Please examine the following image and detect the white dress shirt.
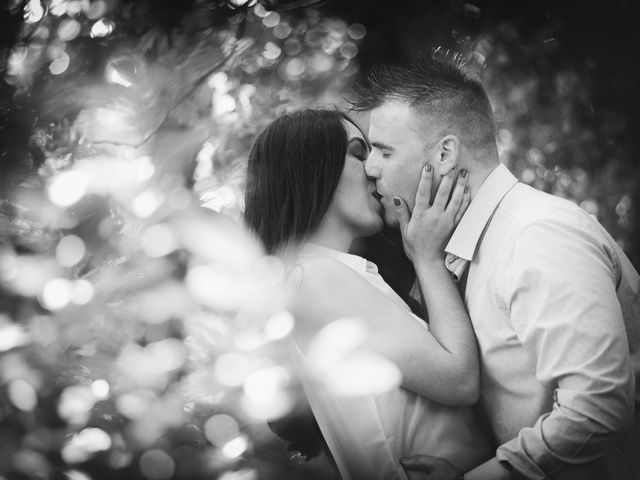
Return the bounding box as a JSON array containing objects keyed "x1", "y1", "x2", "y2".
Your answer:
[
  {"x1": 445, "y1": 163, "x2": 640, "y2": 479},
  {"x1": 291, "y1": 243, "x2": 492, "y2": 480}
]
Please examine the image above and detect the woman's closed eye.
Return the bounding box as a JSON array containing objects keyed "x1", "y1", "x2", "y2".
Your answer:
[{"x1": 348, "y1": 139, "x2": 370, "y2": 161}]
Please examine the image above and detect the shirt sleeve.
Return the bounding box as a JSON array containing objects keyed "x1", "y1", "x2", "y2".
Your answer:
[{"x1": 494, "y1": 218, "x2": 635, "y2": 479}]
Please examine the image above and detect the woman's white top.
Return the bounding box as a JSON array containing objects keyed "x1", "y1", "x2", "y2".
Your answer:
[{"x1": 291, "y1": 243, "x2": 492, "y2": 480}]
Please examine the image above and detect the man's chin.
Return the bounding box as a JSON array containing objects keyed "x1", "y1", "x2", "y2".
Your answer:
[{"x1": 383, "y1": 210, "x2": 400, "y2": 228}]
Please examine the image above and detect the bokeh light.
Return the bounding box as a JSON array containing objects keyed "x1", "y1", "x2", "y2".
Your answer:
[
  {"x1": 264, "y1": 311, "x2": 295, "y2": 341},
  {"x1": 273, "y1": 23, "x2": 292, "y2": 40},
  {"x1": 91, "y1": 379, "x2": 110, "y2": 399},
  {"x1": 284, "y1": 58, "x2": 305, "y2": 78},
  {"x1": 221, "y1": 435, "x2": 249, "y2": 459},
  {"x1": 41, "y1": 278, "x2": 73, "y2": 310},
  {"x1": 65, "y1": 470, "x2": 92, "y2": 480},
  {"x1": 24, "y1": 0, "x2": 45, "y2": 24},
  {"x1": 58, "y1": 385, "x2": 97, "y2": 425},
  {"x1": 62, "y1": 428, "x2": 112, "y2": 464},
  {"x1": 0, "y1": 320, "x2": 29, "y2": 352},
  {"x1": 56, "y1": 235, "x2": 86, "y2": 267},
  {"x1": 218, "y1": 470, "x2": 258, "y2": 480},
  {"x1": 141, "y1": 224, "x2": 179, "y2": 258},
  {"x1": 228, "y1": 0, "x2": 254, "y2": 7},
  {"x1": 8, "y1": 379, "x2": 38, "y2": 411},
  {"x1": 242, "y1": 365, "x2": 292, "y2": 419},
  {"x1": 0, "y1": 250, "x2": 18, "y2": 282},
  {"x1": 7, "y1": 46, "x2": 29, "y2": 78},
  {"x1": 321, "y1": 350, "x2": 402, "y2": 397},
  {"x1": 252, "y1": 3, "x2": 268, "y2": 18},
  {"x1": 87, "y1": 1, "x2": 108, "y2": 18},
  {"x1": 90, "y1": 18, "x2": 115, "y2": 38},
  {"x1": 131, "y1": 190, "x2": 163, "y2": 218},
  {"x1": 263, "y1": 42, "x2": 282, "y2": 60},
  {"x1": 49, "y1": 52, "x2": 71, "y2": 75},
  {"x1": 58, "y1": 19, "x2": 81, "y2": 41},
  {"x1": 262, "y1": 12, "x2": 280, "y2": 28},
  {"x1": 204, "y1": 414, "x2": 240, "y2": 446},
  {"x1": 304, "y1": 318, "x2": 403, "y2": 396},
  {"x1": 71, "y1": 279, "x2": 94, "y2": 305},
  {"x1": 117, "y1": 339, "x2": 188, "y2": 386},
  {"x1": 214, "y1": 352, "x2": 251, "y2": 387},
  {"x1": 116, "y1": 389, "x2": 157, "y2": 419},
  {"x1": 47, "y1": 170, "x2": 89, "y2": 206},
  {"x1": 139, "y1": 450, "x2": 175, "y2": 480},
  {"x1": 347, "y1": 23, "x2": 367, "y2": 40},
  {"x1": 307, "y1": 317, "x2": 367, "y2": 369}
]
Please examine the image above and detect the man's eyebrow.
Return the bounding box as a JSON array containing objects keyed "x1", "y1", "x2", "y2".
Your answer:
[{"x1": 371, "y1": 141, "x2": 394, "y2": 151}]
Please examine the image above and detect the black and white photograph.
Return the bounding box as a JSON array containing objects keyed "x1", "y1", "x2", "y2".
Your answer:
[{"x1": 1, "y1": 1, "x2": 639, "y2": 479}]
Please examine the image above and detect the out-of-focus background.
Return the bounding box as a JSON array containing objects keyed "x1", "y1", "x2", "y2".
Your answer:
[{"x1": 1, "y1": 1, "x2": 638, "y2": 479}]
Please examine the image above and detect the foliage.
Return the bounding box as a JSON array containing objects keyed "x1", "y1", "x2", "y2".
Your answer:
[
  {"x1": 0, "y1": 0, "x2": 362, "y2": 479},
  {"x1": 335, "y1": 0, "x2": 640, "y2": 263}
]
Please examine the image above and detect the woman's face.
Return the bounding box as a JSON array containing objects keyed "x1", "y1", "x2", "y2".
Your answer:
[{"x1": 326, "y1": 120, "x2": 384, "y2": 238}]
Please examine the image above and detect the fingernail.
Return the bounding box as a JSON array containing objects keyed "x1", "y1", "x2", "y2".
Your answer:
[
  {"x1": 425, "y1": 164, "x2": 432, "y2": 172},
  {"x1": 460, "y1": 169, "x2": 468, "y2": 178},
  {"x1": 448, "y1": 170, "x2": 455, "y2": 176},
  {"x1": 393, "y1": 197, "x2": 401, "y2": 207}
]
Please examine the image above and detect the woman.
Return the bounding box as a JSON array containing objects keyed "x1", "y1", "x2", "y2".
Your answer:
[{"x1": 244, "y1": 109, "x2": 492, "y2": 479}]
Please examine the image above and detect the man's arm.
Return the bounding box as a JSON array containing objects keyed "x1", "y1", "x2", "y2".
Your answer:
[
  {"x1": 401, "y1": 216, "x2": 635, "y2": 480},
  {"x1": 488, "y1": 218, "x2": 634, "y2": 478}
]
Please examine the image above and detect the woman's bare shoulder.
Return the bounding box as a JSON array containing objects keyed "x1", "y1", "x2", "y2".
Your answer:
[
  {"x1": 297, "y1": 255, "x2": 351, "y2": 275},
  {"x1": 286, "y1": 255, "x2": 369, "y2": 303},
  {"x1": 286, "y1": 256, "x2": 366, "y2": 342},
  {"x1": 293, "y1": 255, "x2": 368, "y2": 292}
]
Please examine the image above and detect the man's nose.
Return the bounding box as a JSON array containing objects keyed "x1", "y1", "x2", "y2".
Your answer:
[{"x1": 364, "y1": 151, "x2": 381, "y2": 178}]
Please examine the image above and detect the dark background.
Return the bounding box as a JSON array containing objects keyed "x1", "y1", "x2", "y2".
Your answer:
[{"x1": 3, "y1": 0, "x2": 639, "y2": 264}]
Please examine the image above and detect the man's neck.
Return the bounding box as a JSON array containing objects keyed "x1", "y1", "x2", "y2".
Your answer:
[
  {"x1": 466, "y1": 165, "x2": 496, "y2": 199},
  {"x1": 461, "y1": 149, "x2": 500, "y2": 200}
]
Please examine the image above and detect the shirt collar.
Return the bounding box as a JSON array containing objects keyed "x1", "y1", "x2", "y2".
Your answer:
[{"x1": 445, "y1": 163, "x2": 518, "y2": 262}]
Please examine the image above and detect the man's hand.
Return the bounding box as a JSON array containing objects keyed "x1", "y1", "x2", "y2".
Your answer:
[
  {"x1": 393, "y1": 166, "x2": 469, "y2": 264},
  {"x1": 400, "y1": 455, "x2": 463, "y2": 480}
]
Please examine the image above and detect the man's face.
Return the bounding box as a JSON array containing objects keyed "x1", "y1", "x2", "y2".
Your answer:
[{"x1": 366, "y1": 101, "x2": 437, "y2": 227}]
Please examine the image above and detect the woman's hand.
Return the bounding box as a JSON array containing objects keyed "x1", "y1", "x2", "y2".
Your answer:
[{"x1": 393, "y1": 166, "x2": 470, "y2": 265}]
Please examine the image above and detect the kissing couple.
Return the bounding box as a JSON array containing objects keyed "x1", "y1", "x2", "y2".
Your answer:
[{"x1": 243, "y1": 53, "x2": 640, "y2": 480}]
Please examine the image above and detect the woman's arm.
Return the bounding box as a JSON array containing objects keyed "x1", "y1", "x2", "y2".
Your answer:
[
  {"x1": 290, "y1": 255, "x2": 476, "y2": 406},
  {"x1": 395, "y1": 167, "x2": 479, "y2": 404},
  {"x1": 289, "y1": 169, "x2": 477, "y2": 406}
]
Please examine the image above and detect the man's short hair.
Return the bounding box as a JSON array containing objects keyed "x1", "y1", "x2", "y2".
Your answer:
[{"x1": 352, "y1": 51, "x2": 496, "y2": 149}]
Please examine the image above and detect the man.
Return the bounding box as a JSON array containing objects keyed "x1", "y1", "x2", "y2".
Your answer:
[{"x1": 354, "y1": 54, "x2": 640, "y2": 479}]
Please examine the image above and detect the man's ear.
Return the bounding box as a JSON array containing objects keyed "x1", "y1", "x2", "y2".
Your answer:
[{"x1": 434, "y1": 135, "x2": 460, "y2": 176}]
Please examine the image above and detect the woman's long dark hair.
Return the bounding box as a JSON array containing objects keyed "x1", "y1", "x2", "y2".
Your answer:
[
  {"x1": 244, "y1": 109, "x2": 353, "y2": 254},
  {"x1": 244, "y1": 109, "x2": 357, "y2": 464}
]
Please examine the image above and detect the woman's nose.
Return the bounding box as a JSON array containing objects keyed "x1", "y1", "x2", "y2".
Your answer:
[{"x1": 364, "y1": 152, "x2": 381, "y2": 178}]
